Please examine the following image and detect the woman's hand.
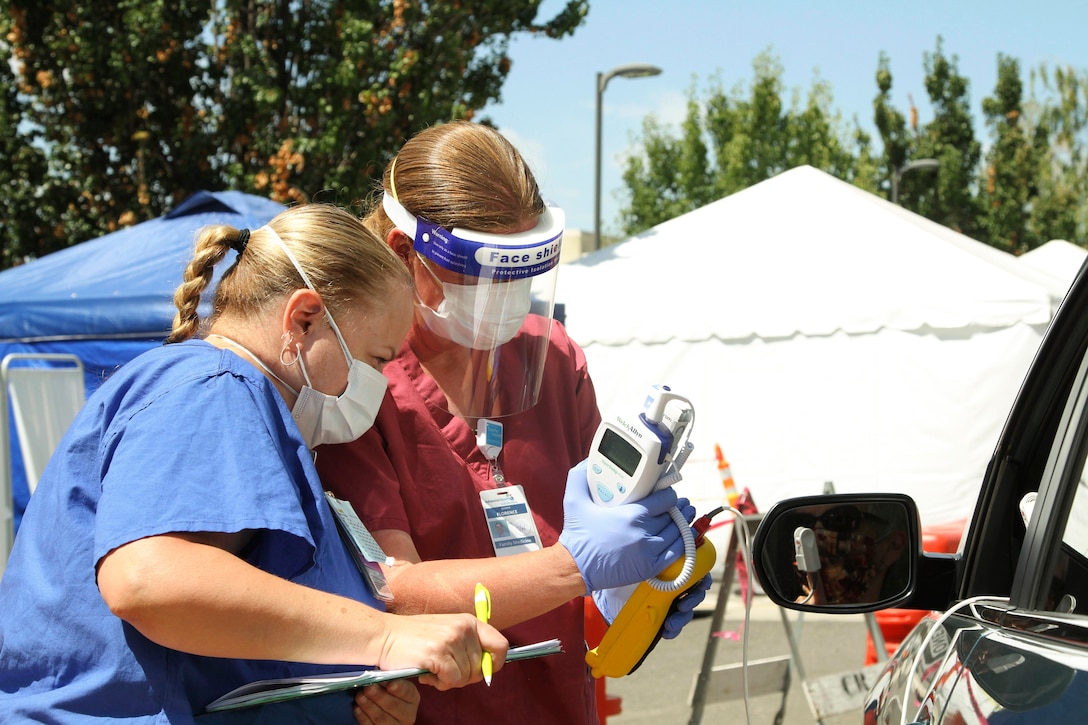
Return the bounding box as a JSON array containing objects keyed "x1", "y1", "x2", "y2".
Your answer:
[
  {"x1": 353, "y1": 680, "x2": 420, "y2": 725},
  {"x1": 558, "y1": 461, "x2": 685, "y2": 594},
  {"x1": 380, "y1": 612, "x2": 508, "y2": 691}
]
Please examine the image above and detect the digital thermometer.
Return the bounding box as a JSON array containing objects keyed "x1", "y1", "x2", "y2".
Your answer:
[
  {"x1": 583, "y1": 384, "x2": 716, "y2": 679},
  {"x1": 588, "y1": 385, "x2": 693, "y2": 507}
]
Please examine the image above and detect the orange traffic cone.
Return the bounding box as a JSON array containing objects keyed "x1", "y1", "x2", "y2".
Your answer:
[{"x1": 714, "y1": 443, "x2": 739, "y2": 508}]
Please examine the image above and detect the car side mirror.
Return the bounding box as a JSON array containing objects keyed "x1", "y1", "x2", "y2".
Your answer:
[{"x1": 752, "y1": 493, "x2": 920, "y2": 614}]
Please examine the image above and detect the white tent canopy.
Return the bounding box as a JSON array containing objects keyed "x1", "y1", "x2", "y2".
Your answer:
[
  {"x1": 1019, "y1": 239, "x2": 1087, "y2": 290},
  {"x1": 556, "y1": 165, "x2": 1073, "y2": 529}
]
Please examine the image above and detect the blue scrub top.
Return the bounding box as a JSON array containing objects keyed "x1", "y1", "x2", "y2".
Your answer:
[{"x1": 0, "y1": 340, "x2": 384, "y2": 723}]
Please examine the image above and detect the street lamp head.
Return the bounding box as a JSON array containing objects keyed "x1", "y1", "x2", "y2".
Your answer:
[
  {"x1": 898, "y1": 158, "x2": 940, "y2": 175},
  {"x1": 599, "y1": 63, "x2": 662, "y2": 91},
  {"x1": 891, "y1": 158, "x2": 940, "y2": 205},
  {"x1": 610, "y1": 63, "x2": 662, "y2": 79}
]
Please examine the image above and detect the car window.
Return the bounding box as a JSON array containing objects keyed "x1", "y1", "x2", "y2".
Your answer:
[
  {"x1": 1065, "y1": 477, "x2": 1088, "y2": 561},
  {"x1": 1046, "y1": 467, "x2": 1088, "y2": 614},
  {"x1": 1038, "y1": 349, "x2": 1088, "y2": 615}
]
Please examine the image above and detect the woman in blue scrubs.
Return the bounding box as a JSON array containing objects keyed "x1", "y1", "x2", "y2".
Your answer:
[{"x1": 0, "y1": 203, "x2": 507, "y2": 723}]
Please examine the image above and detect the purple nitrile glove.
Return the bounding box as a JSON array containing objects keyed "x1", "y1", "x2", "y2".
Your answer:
[
  {"x1": 661, "y1": 573, "x2": 713, "y2": 639},
  {"x1": 558, "y1": 461, "x2": 685, "y2": 594},
  {"x1": 590, "y1": 497, "x2": 704, "y2": 636}
]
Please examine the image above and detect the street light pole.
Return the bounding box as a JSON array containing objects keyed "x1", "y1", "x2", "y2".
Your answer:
[
  {"x1": 891, "y1": 158, "x2": 939, "y2": 205},
  {"x1": 594, "y1": 63, "x2": 662, "y2": 251}
]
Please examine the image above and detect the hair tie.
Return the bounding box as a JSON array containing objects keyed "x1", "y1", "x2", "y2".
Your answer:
[{"x1": 231, "y1": 228, "x2": 250, "y2": 255}]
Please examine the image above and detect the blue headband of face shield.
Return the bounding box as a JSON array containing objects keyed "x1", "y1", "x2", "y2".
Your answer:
[{"x1": 382, "y1": 193, "x2": 565, "y2": 280}]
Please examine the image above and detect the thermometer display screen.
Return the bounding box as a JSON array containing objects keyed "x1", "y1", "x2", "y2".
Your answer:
[{"x1": 599, "y1": 428, "x2": 642, "y2": 477}]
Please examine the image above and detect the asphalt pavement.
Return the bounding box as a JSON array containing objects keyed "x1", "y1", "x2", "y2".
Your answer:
[{"x1": 601, "y1": 586, "x2": 877, "y2": 725}]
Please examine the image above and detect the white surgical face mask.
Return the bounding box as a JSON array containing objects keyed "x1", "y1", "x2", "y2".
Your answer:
[
  {"x1": 415, "y1": 254, "x2": 532, "y2": 350},
  {"x1": 287, "y1": 327, "x2": 388, "y2": 447},
  {"x1": 243, "y1": 225, "x2": 390, "y2": 448}
]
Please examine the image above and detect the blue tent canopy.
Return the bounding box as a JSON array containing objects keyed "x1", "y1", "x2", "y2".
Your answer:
[
  {"x1": 0, "y1": 190, "x2": 284, "y2": 527},
  {"x1": 0, "y1": 190, "x2": 284, "y2": 342}
]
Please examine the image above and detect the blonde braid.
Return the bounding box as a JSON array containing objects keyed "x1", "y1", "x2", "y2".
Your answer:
[{"x1": 167, "y1": 226, "x2": 235, "y2": 343}]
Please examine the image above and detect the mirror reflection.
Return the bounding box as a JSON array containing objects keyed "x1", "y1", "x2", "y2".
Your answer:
[
  {"x1": 760, "y1": 501, "x2": 912, "y2": 607},
  {"x1": 958, "y1": 630, "x2": 1078, "y2": 713}
]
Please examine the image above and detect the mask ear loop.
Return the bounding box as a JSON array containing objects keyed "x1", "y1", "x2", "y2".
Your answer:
[
  {"x1": 262, "y1": 225, "x2": 354, "y2": 367},
  {"x1": 415, "y1": 253, "x2": 446, "y2": 291},
  {"x1": 414, "y1": 252, "x2": 459, "y2": 317},
  {"x1": 295, "y1": 344, "x2": 316, "y2": 388},
  {"x1": 280, "y1": 333, "x2": 299, "y2": 366}
]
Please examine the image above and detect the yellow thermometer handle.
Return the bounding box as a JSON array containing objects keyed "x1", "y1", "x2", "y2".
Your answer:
[{"x1": 586, "y1": 538, "x2": 717, "y2": 679}]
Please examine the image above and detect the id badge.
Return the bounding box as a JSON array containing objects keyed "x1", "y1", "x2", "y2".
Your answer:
[
  {"x1": 479, "y1": 485, "x2": 542, "y2": 557},
  {"x1": 325, "y1": 492, "x2": 394, "y2": 601}
]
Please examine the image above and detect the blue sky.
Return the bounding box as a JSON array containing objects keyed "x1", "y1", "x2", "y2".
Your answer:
[{"x1": 482, "y1": 0, "x2": 1088, "y2": 236}]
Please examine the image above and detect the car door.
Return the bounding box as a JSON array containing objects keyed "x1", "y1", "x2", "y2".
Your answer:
[{"x1": 875, "y1": 258, "x2": 1088, "y2": 724}]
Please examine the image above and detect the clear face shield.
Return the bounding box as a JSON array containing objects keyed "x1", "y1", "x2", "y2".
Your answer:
[{"x1": 383, "y1": 193, "x2": 565, "y2": 419}]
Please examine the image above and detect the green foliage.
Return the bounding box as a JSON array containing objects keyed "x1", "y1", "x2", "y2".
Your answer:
[
  {"x1": 874, "y1": 52, "x2": 910, "y2": 174},
  {"x1": 0, "y1": 40, "x2": 56, "y2": 267},
  {"x1": 620, "y1": 39, "x2": 1088, "y2": 254},
  {"x1": 621, "y1": 50, "x2": 873, "y2": 236},
  {"x1": 915, "y1": 38, "x2": 982, "y2": 236},
  {"x1": 0, "y1": 0, "x2": 587, "y2": 268},
  {"x1": 979, "y1": 54, "x2": 1035, "y2": 252},
  {"x1": 1019, "y1": 63, "x2": 1088, "y2": 249}
]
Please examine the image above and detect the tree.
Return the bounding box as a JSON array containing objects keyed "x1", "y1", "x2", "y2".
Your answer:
[
  {"x1": 0, "y1": 0, "x2": 587, "y2": 269},
  {"x1": 915, "y1": 37, "x2": 982, "y2": 237},
  {"x1": 1021, "y1": 63, "x2": 1088, "y2": 248},
  {"x1": 0, "y1": 32, "x2": 57, "y2": 267},
  {"x1": 874, "y1": 39, "x2": 981, "y2": 230},
  {"x1": 621, "y1": 39, "x2": 1088, "y2": 253},
  {"x1": 978, "y1": 54, "x2": 1036, "y2": 252},
  {"x1": 3, "y1": 1, "x2": 215, "y2": 265},
  {"x1": 877, "y1": 40, "x2": 1088, "y2": 251},
  {"x1": 620, "y1": 49, "x2": 873, "y2": 237},
  {"x1": 873, "y1": 52, "x2": 910, "y2": 191}
]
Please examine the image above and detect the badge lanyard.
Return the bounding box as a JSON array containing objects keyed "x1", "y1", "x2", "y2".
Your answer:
[
  {"x1": 476, "y1": 418, "x2": 507, "y2": 485},
  {"x1": 476, "y1": 419, "x2": 542, "y2": 557}
]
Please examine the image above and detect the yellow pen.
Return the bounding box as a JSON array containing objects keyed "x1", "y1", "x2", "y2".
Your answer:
[{"x1": 474, "y1": 582, "x2": 493, "y2": 686}]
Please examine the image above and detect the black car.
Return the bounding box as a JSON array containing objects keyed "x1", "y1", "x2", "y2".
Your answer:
[{"x1": 752, "y1": 258, "x2": 1088, "y2": 724}]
